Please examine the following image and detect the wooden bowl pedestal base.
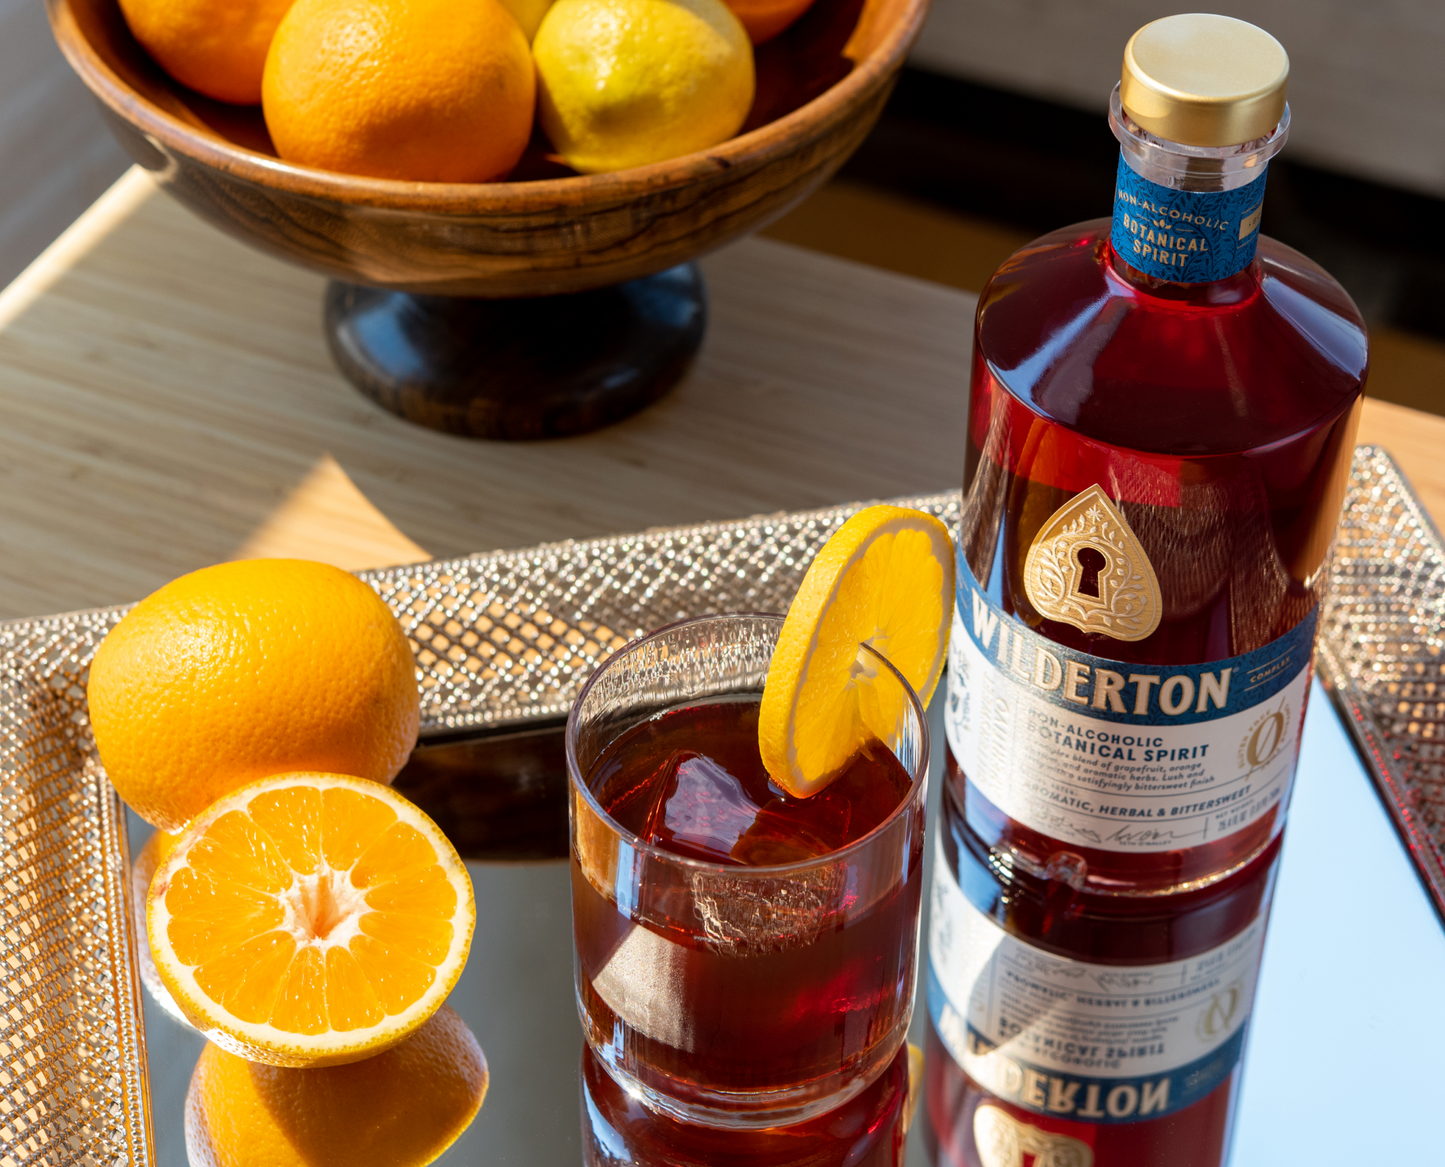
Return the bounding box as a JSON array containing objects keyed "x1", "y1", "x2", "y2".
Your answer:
[{"x1": 323, "y1": 264, "x2": 707, "y2": 440}]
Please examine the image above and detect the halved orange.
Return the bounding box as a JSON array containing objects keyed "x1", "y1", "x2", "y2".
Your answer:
[
  {"x1": 132, "y1": 828, "x2": 188, "y2": 1026},
  {"x1": 759, "y1": 505, "x2": 954, "y2": 797},
  {"x1": 149, "y1": 772, "x2": 474, "y2": 1067}
]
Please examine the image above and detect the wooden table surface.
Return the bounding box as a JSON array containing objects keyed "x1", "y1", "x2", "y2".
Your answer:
[{"x1": 0, "y1": 167, "x2": 1440, "y2": 622}]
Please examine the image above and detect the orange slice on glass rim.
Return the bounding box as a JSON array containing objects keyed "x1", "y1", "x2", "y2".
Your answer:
[
  {"x1": 758, "y1": 504, "x2": 954, "y2": 798},
  {"x1": 148, "y1": 772, "x2": 474, "y2": 1067}
]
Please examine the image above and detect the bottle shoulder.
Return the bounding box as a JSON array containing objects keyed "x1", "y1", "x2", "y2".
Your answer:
[{"x1": 974, "y1": 220, "x2": 1368, "y2": 456}]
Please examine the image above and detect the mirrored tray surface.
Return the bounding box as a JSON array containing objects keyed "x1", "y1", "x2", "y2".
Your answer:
[{"x1": 3, "y1": 451, "x2": 1442, "y2": 1164}]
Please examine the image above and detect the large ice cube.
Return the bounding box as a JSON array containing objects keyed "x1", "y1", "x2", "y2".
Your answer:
[{"x1": 649, "y1": 752, "x2": 765, "y2": 863}]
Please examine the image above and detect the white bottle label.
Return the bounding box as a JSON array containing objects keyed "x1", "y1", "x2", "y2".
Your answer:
[
  {"x1": 944, "y1": 560, "x2": 1315, "y2": 853},
  {"x1": 928, "y1": 842, "x2": 1266, "y2": 1123}
]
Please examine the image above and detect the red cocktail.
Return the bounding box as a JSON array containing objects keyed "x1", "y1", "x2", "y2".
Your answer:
[{"x1": 567, "y1": 614, "x2": 929, "y2": 1128}]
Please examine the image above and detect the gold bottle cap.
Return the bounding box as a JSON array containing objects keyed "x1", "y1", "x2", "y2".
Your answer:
[{"x1": 1121, "y1": 14, "x2": 1289, "y2": 147}]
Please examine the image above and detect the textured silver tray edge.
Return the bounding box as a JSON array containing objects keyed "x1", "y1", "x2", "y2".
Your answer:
[
  {"x1": 1316, "y1": 446, "x2": 1445, "y2": 923},
  {"x1": 0, "y1": 491, "x2": 960, "y2": 741},
  {"x1": 1317, "y1": 637, "x2": 1445, "y2": 923},
  {"x1": 0, "y1": 666, "x2": 154, "y2": 1167},
  {"x1": 101, "y1": 773, "x2": 157, "y2": 1167},
  {"x1": 364, "y1": 489, "x2": 961, "y2": 736},
  {"x1": 3, "y1": 454, "x2": 1443, "y2": 1163}
]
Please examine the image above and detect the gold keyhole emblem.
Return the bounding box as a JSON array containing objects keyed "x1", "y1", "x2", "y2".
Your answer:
[{"x1": 1023, "y1": 484, "x2": 1162, "y2": 642}]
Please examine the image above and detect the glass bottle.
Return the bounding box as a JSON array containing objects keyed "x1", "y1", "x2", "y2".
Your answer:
[
  {"x1": 924, "y1": 777, "x2": 1283, "y2": 1167},
  {"x1": 946, "y1": 14, "x2": 1368, "y2": 896}
]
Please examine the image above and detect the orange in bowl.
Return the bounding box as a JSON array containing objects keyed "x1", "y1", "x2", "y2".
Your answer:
[
  {"x1": 262, "y1": 0, "x2": 537, "y2": 182},
  {"x1": 724, "y1": 0, "x2": 819, "y2": 43},
  {"x1": 116, "y1": 0, "x2": 294, "y2": 104}
]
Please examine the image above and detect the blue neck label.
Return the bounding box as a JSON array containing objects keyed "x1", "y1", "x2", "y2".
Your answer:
[{"x1": 1111, "y1": 155, "x2": 1267, "y2": 283}]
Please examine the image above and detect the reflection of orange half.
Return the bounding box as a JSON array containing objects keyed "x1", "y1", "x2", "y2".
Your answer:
[
  {"x1": 724, "y1": 0, "x2": 818, "y2": 43},
  {"x1": 185, "y1": 1005, "x2": 487, "y2": 1167}
]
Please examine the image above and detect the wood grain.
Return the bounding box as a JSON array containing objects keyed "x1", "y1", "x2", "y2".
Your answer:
[
  {"x1": 231, "y1": 453, "x2": 430, "y2": 569},
  {"x1": 1358, "y1": 398, "x2": 1445, "y2": 530},
  {"x1": 47, "y1": 0, "x2": 928, "y2": 298},
  {"x1": 0, "y1": 171, "x2": 1440, "y2": 622},
  {"x1": 0, "y1": 172, "x2": 972, "y2": 618}
]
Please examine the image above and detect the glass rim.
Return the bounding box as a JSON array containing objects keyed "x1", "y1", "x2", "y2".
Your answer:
[{"x1": 564, "y1": 611, "x2": 930, "y2": 876}]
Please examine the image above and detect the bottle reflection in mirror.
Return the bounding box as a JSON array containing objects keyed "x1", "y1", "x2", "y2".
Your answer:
[
  {"x1": 580, "y1": 1041, "x2": 914, "y2": 1166},
  {"x1": 924, "y1": 778, "x2": 1283, "y2": 1167}
]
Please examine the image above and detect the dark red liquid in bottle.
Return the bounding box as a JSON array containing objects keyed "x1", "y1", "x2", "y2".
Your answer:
[
  {"x1": 924, "y1": 1024, "x2": 1241, "y2": 1167},
  {"x1": 955, "y1": 223, "x2": 1366, "y2": 893},
  {"x1": 572, "y1": 696, "x2": 925, "y2": 1124},
  {"x1": 926, "y1": 779, "x2": 1282, "y2": 1167},
  {"x1": 581, "y1": 1040, "x2": 912, "y2": 1167}
]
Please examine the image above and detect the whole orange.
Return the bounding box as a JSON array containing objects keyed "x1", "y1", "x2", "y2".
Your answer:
[
  {"x1": 262, "y1": 0, "x2": 536, "y2": 182},
  {"x1": 117, "y1": 0, "x2": 296, "y2": 104},
  {"x1": 87, "y1": 559, "x2": 420, "y2": 831},
  {"x1": 723, "y1": 0, "x2": 817, "y2": 43}
]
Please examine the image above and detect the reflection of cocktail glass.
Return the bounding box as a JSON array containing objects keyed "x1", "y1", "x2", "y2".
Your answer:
[
  {"x1": 566, "y1": 613, "x2": 929, "y2": 1129},
  {"x1": 579, "y1": 1041, "x2": 914, "y2": 1166}
]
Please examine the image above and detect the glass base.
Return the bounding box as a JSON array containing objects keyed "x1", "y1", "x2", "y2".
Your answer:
[
  {"x1": 581, "y1": 1042, "x2": 913, "y2": 1165},
  {"x1": 586, "y1": 1020, "x2": 905, "y2": 1130}
]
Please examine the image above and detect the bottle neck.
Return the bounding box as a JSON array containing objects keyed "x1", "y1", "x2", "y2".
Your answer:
[{"x1": 1106, "y1": 84, "x2": 1289, "y2": 289}]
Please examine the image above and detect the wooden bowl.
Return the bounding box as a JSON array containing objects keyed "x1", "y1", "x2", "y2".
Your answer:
[
  {"x1": 48, "y1": 0, "x2": 926, "y2": 438},
  {"x1": 48, "y1": 0, "x2": 927, "y2": 299}
]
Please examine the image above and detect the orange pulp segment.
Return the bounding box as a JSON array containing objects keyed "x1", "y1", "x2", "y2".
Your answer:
[{"x1": 149, "y1": 772, "x2": 474, "y2": 1067}]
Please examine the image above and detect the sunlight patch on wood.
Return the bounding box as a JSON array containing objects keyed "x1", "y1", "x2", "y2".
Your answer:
[{"x1": 232, "y1": 453, "x2": 430, "y2": 571}]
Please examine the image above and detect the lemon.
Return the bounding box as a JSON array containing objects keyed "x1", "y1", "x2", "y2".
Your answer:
[
  {"x1": 758, "y1": 505, "x2": 954, "y2": 797},
  {"x1": 149, "y1": 773, "x2": 475, "y2": 1067},
  {"x1": 534, "y1": 0, "x2": 755, "y2": 174}
]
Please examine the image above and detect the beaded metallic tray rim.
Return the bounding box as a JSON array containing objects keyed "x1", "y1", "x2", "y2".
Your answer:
[
  {"x1": 1, "y1": 453, "x2": 1442, "y2": 1164},
  {"x1": 1315, "y1": 446, "x2": 1445, "y2": 925},
  {"x1": 0, "y1": 489, "x2": 958, "y2": 1167}
]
